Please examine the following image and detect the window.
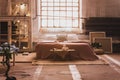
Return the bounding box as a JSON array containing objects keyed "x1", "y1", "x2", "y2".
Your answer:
[
  {"x1": 41, "y1": 0, "x2": 79, "y2": 28},
  {"x1": 39, "y1": 0, "x2": 82, "y2": 33}
]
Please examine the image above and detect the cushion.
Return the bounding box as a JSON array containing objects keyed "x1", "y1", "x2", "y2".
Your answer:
[{"x1": 56, "y1": 34, "x2": 67, "y2": 42}]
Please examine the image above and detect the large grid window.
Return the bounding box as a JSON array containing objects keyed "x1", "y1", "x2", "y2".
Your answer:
[{"x1": 40, "y1": 0, "x2": 79, "y2": 28}]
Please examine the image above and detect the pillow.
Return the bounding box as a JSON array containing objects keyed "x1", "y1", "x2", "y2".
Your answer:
[
  {"x1": 56, "y1": 34, "x2": 67, "y2": 42},
  {"x1": 70, "y1": 40, "x2": 90, "y2": 43}
]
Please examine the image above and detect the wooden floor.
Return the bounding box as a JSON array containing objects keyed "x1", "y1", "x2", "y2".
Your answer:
[{"x1": 0, "y1": 53, "x2": 120, "y2": 80}]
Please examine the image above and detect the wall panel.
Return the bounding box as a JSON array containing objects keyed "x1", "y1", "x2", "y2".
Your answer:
[{"x1": 82, "y1": 0, "x2": 120, "y2": 18}]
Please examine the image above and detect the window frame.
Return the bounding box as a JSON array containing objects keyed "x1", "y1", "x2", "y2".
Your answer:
[{"x1": 40, "y1": 0, "x2": 80, "y2": 29}]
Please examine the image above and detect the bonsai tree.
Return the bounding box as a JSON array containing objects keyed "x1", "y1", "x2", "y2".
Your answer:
[{"x1": 0, "y1": 42, "x2": 19, "y2": 80}]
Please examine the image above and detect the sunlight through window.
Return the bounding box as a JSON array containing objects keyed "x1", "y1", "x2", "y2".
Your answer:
[{"x1": 39, "y1": 0, "x2": 82, "y2": 33}]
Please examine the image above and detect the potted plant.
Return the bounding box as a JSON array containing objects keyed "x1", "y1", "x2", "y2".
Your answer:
[
  {"x1": 0, "y1": 42, "x2": 19, "y2": 80},
  {"x1": 91, "y1": 42, "x2": 104, "y2": 54},
  {"x1": 91, "y1": 42, "x2": 102, "y2": 49}
]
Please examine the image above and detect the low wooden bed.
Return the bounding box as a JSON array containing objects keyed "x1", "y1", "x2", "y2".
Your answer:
[{"x1": 35, "y1": 42, "x2": 98, "y2": 60}]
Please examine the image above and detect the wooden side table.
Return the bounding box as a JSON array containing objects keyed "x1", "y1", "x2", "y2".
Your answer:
[{"x1": 50, "y1": 48, "x2": 75, "y2": 60}]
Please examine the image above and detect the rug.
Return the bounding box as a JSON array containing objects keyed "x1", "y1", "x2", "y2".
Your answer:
[{"x1": 32, "y1": 58, "x2": 108, "y2": 65}]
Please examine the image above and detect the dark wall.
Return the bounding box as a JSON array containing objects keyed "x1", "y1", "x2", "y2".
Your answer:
[
  {"x1": 85, "y1": 17, "x2": 120, "y2": 40},
  {"x1": 82, "y1": 0, "x2": 120, "y2": 40}
]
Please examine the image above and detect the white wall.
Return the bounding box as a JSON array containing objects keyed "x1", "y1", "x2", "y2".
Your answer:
[{"x1": 31, "y1": 0, "x2": 41, "y2": 42}]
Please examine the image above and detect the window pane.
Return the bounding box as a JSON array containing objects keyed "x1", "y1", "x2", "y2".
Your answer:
[
  {"x1": 60, "y1": 20, "x2": 66, "y2": 27},
  {"x1": 42, "y1": 7, "x2": 47, "y2": 10},
  {"x1": 42, "y1": 16, "x2": 47, "y2": 19},
  {"x1": 49, "y1": 0, "x2": 53, "y2": 2},
  {"x1": 60, "y1": 0, "x2": 65, "y2": 2},
  {"x1": 67, "y1": 0, "x2": 72, "y2": 2},
  {"x1": 54, "y1": 0, "x2": 59, "y2": 2},
  {"x1": 73, "y1": 11, "x2": 78, "y2": 17},
  {"x1": 42, "y1": 0, "x2": 47, "y2": 1},
  {"x1": 67, "y1": 11, "x2": 72, "y2": 17},
  {"x1": 48, "y1": 3, "x2": 53, "y2": 6},
  {"x1": 60, "y1": 7, "x2": 66, "y2": 11},
  {"x1": 54, "y1": 7, "x2": 59, "y2": 10},
  {"x1": 67, "y1": 20, "x2": 72, "y2": 27},
  {"x1": 73, "y1": 20, "x2": 78, "y2": 27},
  {"x1": 60, "y1": 11, "x2": 65, "y2": 16},
  {"x1": 73, "y1": 7, "x2": 78, "y2": 11},
  {"x1": 47, "y1": 0, "x2": 51, "y2": 1},
  {"x1": 41, "y1": 0, "x2": 79, "y2": 29},
  {"x1": 67, "y1": 3, "x2": 72, "y2": 6},
  {"x1": 60, "y1": 3, "x2": 65, "y2": 6},
  {"x1": 67, "y1": 7, "x2": 72, "y2": 10},
  {"x1": 48, "y1": 7, "x2": 53, "y2": 10},
  {"x1": 42, "y1": 20, "x2": 47, "y2": 27},
  {"x1": 54, "y1": 11, "x2": 59, "y2": 16},
  {"x1": 42, "y1": 11, "x2": 47, "y2": 15},
  {"x1": 54, "y1": 2, "x2": 59, "y2": 6},
  {"x1": 73, "y1": 3, "x2": 78, "y2": 6},
  {"x1": 42, "y1": 3, "x2": 47, "y2": 6},
  {"x1": 54, "y1": 20, "x2": 59, "y2": 27},
  {"x1": 48, "y1": 11, "x2": 53, "y2": 18},
  {"x1": 48, "y1": 20, "x2": 53, "y2": 27},
  {"x1": 74, "y1": 0, "x2": 78, "y2": 2}
]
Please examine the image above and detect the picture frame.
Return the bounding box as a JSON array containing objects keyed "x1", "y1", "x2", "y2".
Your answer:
[
  {"x1": 89, "y1": 32, "x2": 106, "y2": 43},
  {"x1": 93, "y1": 37, "x2": 112, "y2": 53}
]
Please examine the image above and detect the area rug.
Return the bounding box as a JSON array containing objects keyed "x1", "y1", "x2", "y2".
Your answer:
[{"x1": 32, "y1": 58, "x2": 108, "y2": 65}]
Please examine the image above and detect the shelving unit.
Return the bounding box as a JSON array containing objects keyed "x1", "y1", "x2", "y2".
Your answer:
[
  {"x1": 0, "y1": 22, "x2": 8, "y2": 44},
  {"x1": 0, "y1": 0, "x2": 31, "y2": 52},
  {"x1": 11, "y1": 20, "x2": 30, "y2": 51}
]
